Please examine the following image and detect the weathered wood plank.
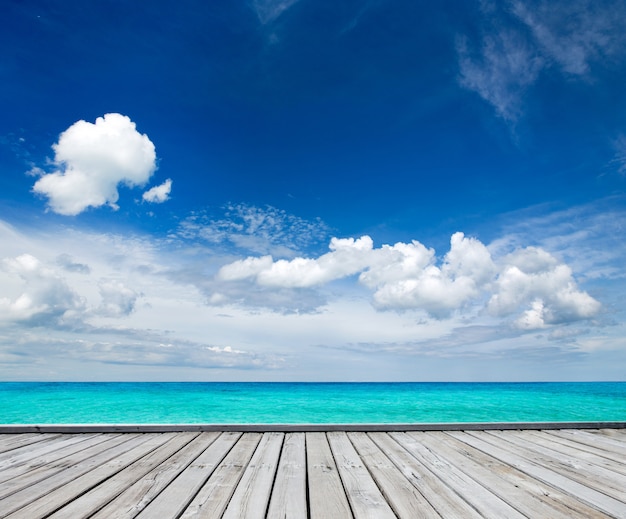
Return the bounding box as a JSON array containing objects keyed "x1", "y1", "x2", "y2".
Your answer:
[
  {"x1": 484, "y1": 430, "x2": 626, "y2": 500},
  {"x1": 549, "y1": 429, "x2": 626, "y2": 459},
  {"x1": 327, "y1": 431, "x2": 396, "y2": 519},
  {"x1": 369, "y1": 432, "x2": 482, "y2": 518},
  {"x1": 266, "y1": 432, "x2": 307, "y2": 519},
  {"x1": 134, "y1": 432, "x2": 234, "y2": 519},
  {"x1": 3, "y1": 434, "x2": 168, "y2": 519},
  {"x1": 222, "y1": 432, "x2": 284, "y2": 519},
  {"x1": 0, "y1": 434, "x2": 129, "y2": 501},
  {"x1": 180, "y1": 432, "x2": 262, "y2": 518},
  {"x1": 400, "y1": 431, "x2": 527, "y2": 519},
  {"x1": 306, "y1": 432, "x2": 352, "y2": 519},
  {"x1": 0, "y1": 434, "x2": 57, "y2": 455},
  {"x1": 0, "y1": 433, "x2": 105, "y2": 485},
  {"x1": 348, "y1": 431, "x2": 439, "y2": 519},
  {"x1": 521, "y1": 429, "x2": 626, "y2": 476},
  {"x1": 47, "y1": 432, "x2": 200, "y2": 519},
  {"x1": 90, "y1": 432, "x2": 224, "y2": 519},
  {"x1": 431, "y1": 431, "x2": 606, "y2": 519},
  {"x1": 455, "y1": 430, "x2": 626, "y2": 518}
]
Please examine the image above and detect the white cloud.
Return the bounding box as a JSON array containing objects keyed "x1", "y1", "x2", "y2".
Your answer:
[
  {"x1": 511, "y1": 0, "x2": 625, "y2": 76},
  {"x1": 143, "y1": 178, "x2": 172, "y2": 203},
  {"x1": 488, "y1": 247, "x2": 601, "y2": 328},
  {"x1": 177, "y1": 203, "x2": 330, "y2": 256},
  {"x1": 251, "y1": 0, "x2": 300, "y2": 24},
  {"x1": 0, "y1": 253, "x2": 86, "y2": 326},
  {"x1": 32, "y1": 113, "x2": 157, "y2": 215},
  {"x1": 97, "y1": 280, "x2": 139, "y2": 317},
  {"x1": 217, "y1": 232, "x2": 599, "y2": 323},
  {"x1": 457, "y1": 29, "x2": 543, "y2": 121},
  {"x1": 457, "y1": 0, "x2": 626, "y2": 121}
]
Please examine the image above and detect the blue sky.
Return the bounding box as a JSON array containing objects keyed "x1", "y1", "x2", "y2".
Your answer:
[{"x1": 1, "y1": 0, "x2": 625, "y2": 381}]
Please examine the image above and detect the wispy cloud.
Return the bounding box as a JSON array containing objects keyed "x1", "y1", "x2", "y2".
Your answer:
[
  {"x1": 457, "y1": 0, "x2": 626, "y2": 122},
  {"x1": 176, "y1": 203, "x2": 330, "y2": 256},
  {"x1": 143, "y1": 178, "x2": 172, "y2": 204},
  {"x1": 250, "y1": 0, "x2": 301, "y2": 24}
]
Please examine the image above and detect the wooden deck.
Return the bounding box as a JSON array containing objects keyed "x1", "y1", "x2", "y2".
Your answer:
[{"x1": 0, "y1": 428, "x2": 625, "y2": 518}]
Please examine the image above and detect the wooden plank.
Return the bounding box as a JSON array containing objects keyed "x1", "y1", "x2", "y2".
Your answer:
[
  {"x1": 266, "y1": 432, "x2": 307, "y2": 519},
  {"x1": 431, "y1": 431, "x2": 606, "y2": 519},
  {"x1": 3, "y1": 434, "x2": 171, "y2": 519},
  {"x1": 399, "y1": 432, "x2": 527, "y2": 519},
  {"x1": 90, "y1": 432, "x2": 226, "y2": 519},
  {"x1": 544, "y1": 429, "x2": 626, "y2": 462},
  {"x1": 522, "y1": 429, "x2": 626, "y2": 476},
  {"x1": 0, "y1": 434, "x2": 56, "y2": 455},
  {"x1": 369, "y1": 432, "x2": 482, "y2": 518},
  {"x1": 327, "y1": 431, "x2": 396, "y2": 519},
  {"x1": 222, "y1": 432, "x2": 284, "y2": 519},
  {"x1": 180, "y1": 433, "x2": 262, "y2": 519},
  {"x1": 454, "y1": 430, "x2": 626, "y2": 518},
  {"x1": 484, "y1": 430, "x2": 626, "y2": 500},
  {"x1": 0, "y1": 433, "x2": 102, "y2": 483},
  {"x1": 550, "y1": 429, "x2": 626, "y2": 458},
  {"x1": 0, "y1": 434, "x2": 128, "y2": 501},
  {"x1": 134, "y1": 432, "x2": 235, "y2": 519},
  {"x1": 348, "y1": 431, "x2": 439, "y2": 519},
  {"x1": 306, "y1": 432, "x2": 352, "y2": 519},
  {"x1": 46, "y1": 432, "x2": 200, "y2": 519},
  {"x1": 0, "y1": 434, "x2": 107, "y2": 488}
]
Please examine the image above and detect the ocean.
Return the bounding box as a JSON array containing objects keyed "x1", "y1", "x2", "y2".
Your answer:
[{"x1": 1, "y1": 382, "x2": 625, "y2": 424}]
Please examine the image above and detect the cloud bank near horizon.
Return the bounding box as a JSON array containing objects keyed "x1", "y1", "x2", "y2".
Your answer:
[{"x1": 217, "y1": 231, "x2": 601, "y2": 327}]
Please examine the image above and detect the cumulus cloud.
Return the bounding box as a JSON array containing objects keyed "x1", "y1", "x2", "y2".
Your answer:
[
  {"x1": 142, "y1": 178, "x2": 172, "y2": 203},
  {"x1": 96, "y1": 280, "x2": 139, "y2": 317},
  {"x1": 217, "y1": 232, "x2": 599, "y2": 323},
  {"x1": 0, "y1": 254, "x2": 86, "y2": 326},
  {"x1": 32, "y1": 113, "x2": 157, "y2": 215},
  {"x1": 488, "y1": 247, "x2": 601, "y2": 329}
]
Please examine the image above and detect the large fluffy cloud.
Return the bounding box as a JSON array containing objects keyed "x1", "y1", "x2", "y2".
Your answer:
[
  {"x1": 217, "y1": 232, "x2": 599, "y2": 324},
  {"x1": 32, "y1": 113, "x2": 157, "y2": 215}
]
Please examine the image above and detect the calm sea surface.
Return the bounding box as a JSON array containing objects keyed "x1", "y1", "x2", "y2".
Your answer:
[{"x1": 1, "y1": 382, "x2": 625, "y2": 424}]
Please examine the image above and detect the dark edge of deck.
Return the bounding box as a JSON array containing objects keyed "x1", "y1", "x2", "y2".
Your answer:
[{"x1": 1, "y1": 421, "x2": 625, "y2": 433}]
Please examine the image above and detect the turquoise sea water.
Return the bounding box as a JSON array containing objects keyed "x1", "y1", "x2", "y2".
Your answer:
[{"x1": 1, "y1": 382, "x2": 625, "y2": 424}]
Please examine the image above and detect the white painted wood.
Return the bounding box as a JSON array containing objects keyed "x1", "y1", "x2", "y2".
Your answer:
[
  {"x1": 222, "y1": 432, "x2": 284, "y2": 519},
  {"x1": 3, "y1": 434, "x2": 166, "y2": 519},
  {"x1": 47, "y1": 432, "x2": 199, "y2": 519},
  {"x1": 327, "y1": 431, "x2": 396, "y2": 519},
  {"x1": 90, "y1": 432, "x2": 224, "y2": 519},
  {"x1": 348, "y1": 431, "x2": 439, "y2": 519},
  {"x1": 180, "y1": 432, "x2": 262, "y2": 519},
  {"x1": 306, "y1": 432, "x2": 353, "y2": 519},
  {"x1": 266, "y1": 432, "x2": 307, "y2": 519},
  {"x1": 455, "y1": 430, "x2": 626, "y2": 518},
  {"x1": 400, "y1": 431, "x2": 527, "y2": 519}
]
